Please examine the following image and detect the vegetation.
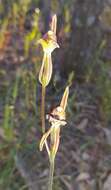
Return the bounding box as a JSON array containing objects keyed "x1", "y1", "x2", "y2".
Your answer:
[{"x1": 0, "y1": 1, "x2": 111, "y2": 190}]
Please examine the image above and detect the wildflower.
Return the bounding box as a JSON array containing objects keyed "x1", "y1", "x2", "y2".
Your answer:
[
  {"x1": 38, "y1": 30, "x2": 59, "y2": 54},
  {"x1": 38, "y1": 31, "x2": 59, "y2": 87},
  {"x1": 38, "y1": 14, "x2": 59, "y2": 87},
  {"x1": 39, "y1": 86, "x2": 69, "y2": 159},
  {"x1": 39, "y1": 14, "x2": 58, "y2": 54}
]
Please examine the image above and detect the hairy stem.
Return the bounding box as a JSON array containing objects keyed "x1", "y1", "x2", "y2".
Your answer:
[{"x1": 48, "y1": 159, "x2": 55, "y2": 190}]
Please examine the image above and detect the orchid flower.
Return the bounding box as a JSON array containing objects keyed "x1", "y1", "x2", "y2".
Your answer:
[
  {"x1": 38, "y1": 15, "x2": 59, "y2": 87},
  {"x1": 39, "y1": 86, "x2": 69, "y2": 160}
]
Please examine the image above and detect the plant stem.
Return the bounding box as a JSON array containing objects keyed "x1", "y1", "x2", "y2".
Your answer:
[
  {"x1": 41, "y1": 86, "x2": 46, "y2": 133},
  {"x1": 48, "y1": 158, "x2": 55, "y2": 190},
  {"x1": 41, "y1": 86, "x2": 50, "y2": 156}
]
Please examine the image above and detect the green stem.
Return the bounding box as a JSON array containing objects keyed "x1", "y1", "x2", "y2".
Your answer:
[
  {"x1": 48, "y1": 159, "x2": 55, "y2": 190},
  {"x1": 41, "y1": 86, "x2": 46, "y2": 133}
]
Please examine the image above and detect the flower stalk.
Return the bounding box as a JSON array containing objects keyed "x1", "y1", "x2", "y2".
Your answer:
[
  {"x1": 41, "y1": 85, "x2": 46, "y2": 133},
  {"x1": 48, "y1": 158, "x2": 55, "y2": 190}
]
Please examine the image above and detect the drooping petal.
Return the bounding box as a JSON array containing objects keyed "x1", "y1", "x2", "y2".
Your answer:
[{"x1": 39, "y1": 127, "x2": 53, "y2": 151}]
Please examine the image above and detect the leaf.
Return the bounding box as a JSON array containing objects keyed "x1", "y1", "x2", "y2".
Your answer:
[{"x1": 3, "y1": 104, "x2": 14, "y2": 141}]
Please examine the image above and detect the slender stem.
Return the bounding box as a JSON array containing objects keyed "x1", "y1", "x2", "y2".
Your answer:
[
  {"x1": 48, "y1": 159, "x2": 55, "y2": 190},
  {"x1": 41, "y1": 86, "x2": 50, "y2": 155},
  {"x1": 41, "y1": 86, "x2": 46, "y2": 133}
]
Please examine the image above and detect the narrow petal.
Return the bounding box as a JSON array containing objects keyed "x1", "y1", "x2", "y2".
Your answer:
[
  {"x1": 60, "y1": 86, "x2": 69, "y2": 111},
  {"x1": 51, "y1": 127, "x2": 60, "y2": 158},
  {"x1": 39, "y1": 53, "x2": 46, "y2": 84},
  {"x1": 50, "y1": 14, "x2": 57, "y2": 34},
  {"x1": 39, "y1": 127, "x2": 53, "y2": 151}
]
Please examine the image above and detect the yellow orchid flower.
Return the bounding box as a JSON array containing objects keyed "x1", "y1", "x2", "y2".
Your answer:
[
  {"x1": 38, "y1": 14, "x2": 58, "y2": 54},
  {"x1": 38, "y1": 14, "x2": 59, "y2": 87},
  {"x1": 38, "y1": 31, "x2": 59, "y2": 87},
  {"x1": 38, "y1": 30, "x2": 59, "y2": 54}
]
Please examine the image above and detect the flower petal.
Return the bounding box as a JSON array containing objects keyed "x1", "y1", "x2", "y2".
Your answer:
[
  {"x1": 38, "y1": 31, "x2": 59, "y2": 54},
  {"x1": 39, "y1": 53, "x2": 52, "y2": 87},
  {"x1": 39, "y1": 127, "x2": 53, "y2": 151},
  {"x1": 50, "y1": 14, "x2": 57, "y2": 34},
  {"x1": 60, "y1": 86, "x2": 69, "y2": 111},
  {"x1": 51, "y1": 127, "x2": 60, "y2": 158}
]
